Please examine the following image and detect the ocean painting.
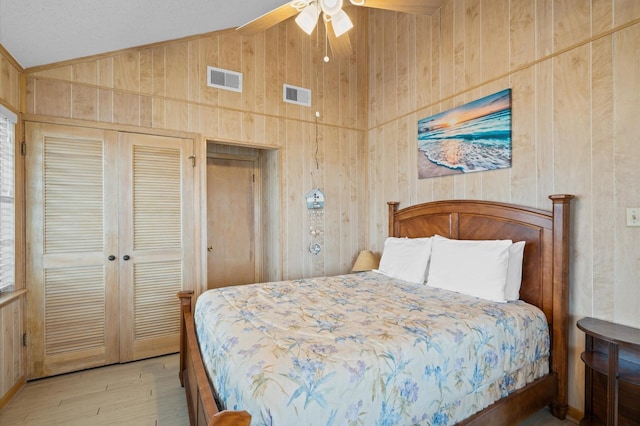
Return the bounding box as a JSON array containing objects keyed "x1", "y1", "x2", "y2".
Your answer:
[{"x1": 418, "y1": 89, "x2": 512, "y2": 179}]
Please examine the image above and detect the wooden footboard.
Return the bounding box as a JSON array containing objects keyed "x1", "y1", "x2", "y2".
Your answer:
[{"x1": 178, "y1": 291, "x2": 251, "y2": 426}]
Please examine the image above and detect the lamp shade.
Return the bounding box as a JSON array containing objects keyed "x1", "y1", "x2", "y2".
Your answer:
[
  {"x1": 295, "y1": 3, "x2": 319, "y2": 35},
  {"x1": 331, "y1": 9, "x2": 353, "y2": 37},
  {"x1": 352, "y1": 250, "x2": 379, "y2": 272}
]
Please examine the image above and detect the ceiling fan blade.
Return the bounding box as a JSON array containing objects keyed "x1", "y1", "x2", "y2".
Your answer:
[
  {"x1": 324, "y1": 19, "x2": 353, "y2": 59},
  {"x1": 353, "y1": 0, "x2": 443, "y2": 15},
  {"x1": 237, "y1": 2, "x2": 301, "y2": 35}
]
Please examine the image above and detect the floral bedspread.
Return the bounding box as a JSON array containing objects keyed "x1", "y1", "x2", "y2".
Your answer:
[{"x1": 194, "y1": 271, "x2": 550, "y2": 426}]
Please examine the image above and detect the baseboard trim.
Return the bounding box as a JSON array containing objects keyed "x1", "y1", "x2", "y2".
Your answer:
[
  {"x1": 0, "y1": 376, "x2": 25, "y2": 410},
  {"x1": 566, "y1": 405, "x2": 583, "y2": 424}
]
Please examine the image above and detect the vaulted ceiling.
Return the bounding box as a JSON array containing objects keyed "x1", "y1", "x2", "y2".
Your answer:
[
  {"x1": 0, "y1": 0, "x2": 286, "y2": 68},
  {"x1": 1, "y1": 0, "x2": 444, "y2": 70}
]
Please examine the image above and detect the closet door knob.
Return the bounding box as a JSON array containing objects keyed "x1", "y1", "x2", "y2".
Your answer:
[
  {"x1": 123, "y1": 255, "x2": 130, "y2": 261},
  {"x1": 108, "y1": 255, "x2": 116, "y2": 261}
]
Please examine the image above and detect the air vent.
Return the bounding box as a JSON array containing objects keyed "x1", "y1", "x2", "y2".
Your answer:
[
  {"x1": 283, "y1": 84, "x2": 311, "y2": 107},
  {"x1": 207, "y1": 66, "x2": 242, "y2": 92}
]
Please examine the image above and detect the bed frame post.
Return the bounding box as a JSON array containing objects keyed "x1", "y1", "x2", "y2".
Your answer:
[
  {"x1": 388, "y1": 202, "x2": 399, "y2": 237},
  {"x1": 549, "y1": 194, "x2": 574, "y2": 419},
  {"x1": 177, "y1": 290, "x2": 252, "y2": 426},
  {"x1": 178, "y1": 290, "x2": 194, "y2": 387}
]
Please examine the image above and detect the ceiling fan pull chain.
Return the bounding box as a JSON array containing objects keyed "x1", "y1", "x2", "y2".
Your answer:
[{"x1": 324, "y1": 25, "x2": 330, "y2": 62}]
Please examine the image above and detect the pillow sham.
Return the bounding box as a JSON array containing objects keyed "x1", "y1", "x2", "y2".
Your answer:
[
  {"x1": 427, "y1": 237, "x2": 512, "y2": 302},
  {"x1": 376, "y1": 237, "x2": 432, "y2": 284}
]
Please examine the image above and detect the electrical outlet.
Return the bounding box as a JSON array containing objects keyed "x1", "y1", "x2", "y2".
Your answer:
[{"x1": 626, "y1": 208, "x2": 640, "y2": 227}]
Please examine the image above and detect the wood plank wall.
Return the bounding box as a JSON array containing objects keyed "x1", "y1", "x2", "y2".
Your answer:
[
  {"x1": 366, "y1": 0, "x2": 640, "y2": 414},
  {"x1": 0, "y1": 44, "x2": 25, "y2": 410},
  {"x1": 0, "y1": 294, "x2": 25, "y2": 409},
  {"x1": 23, "y1": 8, "x2": 369, "y2": 282},
  {"x1": 0, "y1": 44, "x2": 21, "y2": 111}
]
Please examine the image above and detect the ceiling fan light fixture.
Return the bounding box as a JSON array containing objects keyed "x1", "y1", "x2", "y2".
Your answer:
[
  {"x1": 295, "y1": 3, "x2": 320, "y2": 35},
  {"x1": 331, "y1": 9, "x2": 353, "y2": 37},
  {"x1": 320, "y1": 0, "x2": 343, "y2": 16}
]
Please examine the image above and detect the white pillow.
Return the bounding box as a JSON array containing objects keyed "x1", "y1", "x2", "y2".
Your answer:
[
  {"x1": 376, "y1": 237, "x2": 432, "y2": 284},
  {"x1": 427, "y1": 237, "x2": 512, "y2": 302},
  {"x1": 505, "y1": 241, "x2": 525, "y2": 301},
  {"x1": 430, "y1": 236, "x2": 526, "y2": 301}
]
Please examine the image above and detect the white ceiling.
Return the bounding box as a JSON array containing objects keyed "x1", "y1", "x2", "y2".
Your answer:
[{"x1": 0, "y1": 0, "x2": 287, "y2": 69}]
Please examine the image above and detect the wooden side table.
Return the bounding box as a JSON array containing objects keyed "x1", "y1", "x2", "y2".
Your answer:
[{"x1": 577, "y1": 317, "x2": 640, "y2": 425}]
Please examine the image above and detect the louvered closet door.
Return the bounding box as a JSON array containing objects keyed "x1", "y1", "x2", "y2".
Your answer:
[
  {"x1": 118, "y1": 133, "x2": 195, "y2": 361},
  {"x1": 26, "y1": 123, "x2": 120, "y2": 379},
  {"x1": 26, "y1": 124, "x2": 197, "y2": 378}
]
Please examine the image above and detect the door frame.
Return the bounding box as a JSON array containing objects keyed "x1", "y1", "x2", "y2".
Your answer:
[{"x1": 206, "y1": 151, "x2": 263, "y2": 288}]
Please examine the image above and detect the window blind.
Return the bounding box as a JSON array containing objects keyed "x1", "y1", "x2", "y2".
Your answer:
[{"x1": 0, "y1": 105, "x2": 16, "y2": 293}]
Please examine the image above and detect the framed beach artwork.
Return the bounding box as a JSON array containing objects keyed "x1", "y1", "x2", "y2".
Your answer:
[{"x1": 417, "y1": 88, "x2": 512, "y2": 179}]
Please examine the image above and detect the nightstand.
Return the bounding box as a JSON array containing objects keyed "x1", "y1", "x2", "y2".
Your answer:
[{"x1": 577, "y1": 317, "x2": 640, "y2": 425}]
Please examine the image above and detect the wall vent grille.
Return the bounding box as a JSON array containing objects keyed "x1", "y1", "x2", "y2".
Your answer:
[
  {"x1": 283, "y1": 84, "x2": 311, "y2": 107},
  {"x1": 207, "y1": 66, "x2": 242, "y2": 92}
]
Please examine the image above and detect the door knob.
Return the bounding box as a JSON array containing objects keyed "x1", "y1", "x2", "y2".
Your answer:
[
  {"x1": 108, "y1": 255, "x2": 116, "y2": 261},
  {"x1": 207, "y1": 245, "x2": 213, "y2": 252},
  {"x1": 123, "y1": 255, "x2": 130, "y2": 261}
]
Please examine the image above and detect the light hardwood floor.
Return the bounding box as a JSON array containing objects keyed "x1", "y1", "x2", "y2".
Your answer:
[
  {"x1": 0, "y1": 354, "x2": 188, "y2": 426},
  {"x1": 0, "y1": 354, "x2": 577, "y2": 425}
]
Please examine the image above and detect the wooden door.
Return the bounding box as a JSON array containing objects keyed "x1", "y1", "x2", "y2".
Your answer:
[
  {"x1": 26, "y1": 123, "x2": 120, "y2": 379},
  {"x1": 118, "y1": 132, "x2": 195, "y2": 361},
  {"x1": 207, "y1": 157, "x2": 257, "y2": 289},
  {"x1": 26, "y1": 124, "x2": 196, "y2": 378}
]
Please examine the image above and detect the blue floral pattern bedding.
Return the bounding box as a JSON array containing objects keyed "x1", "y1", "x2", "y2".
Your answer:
[{"x1": 194, "y1": 271, "x2": 550, "y2": 426}]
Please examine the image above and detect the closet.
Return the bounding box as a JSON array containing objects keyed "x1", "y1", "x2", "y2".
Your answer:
[{"x1": 25, "y1": 123, "x2": 197, "y2": 379}]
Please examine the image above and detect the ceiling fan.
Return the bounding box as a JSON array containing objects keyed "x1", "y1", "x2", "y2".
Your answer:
[{"x1": 236, "y1": 0, "x2": 442, "y2": 59}]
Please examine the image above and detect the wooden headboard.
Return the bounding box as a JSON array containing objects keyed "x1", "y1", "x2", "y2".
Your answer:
[{"x1": 387, "y1": 194, "x2": 573, "y2": 419}]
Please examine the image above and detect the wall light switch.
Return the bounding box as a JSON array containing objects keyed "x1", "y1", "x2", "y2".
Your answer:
[{"x1": 626, "y1": 208, "x2": 640, "y2": 227}]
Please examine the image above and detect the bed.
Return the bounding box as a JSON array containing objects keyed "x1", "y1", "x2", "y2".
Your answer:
[{"x1": 177, "y1": 195, "x2": 573, "y2": 426}]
